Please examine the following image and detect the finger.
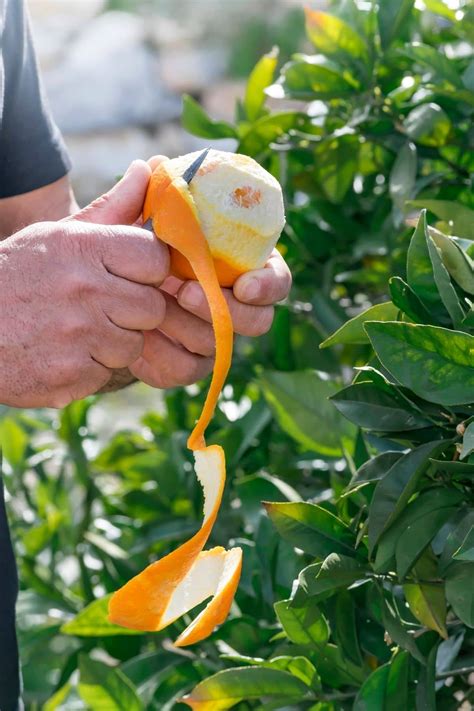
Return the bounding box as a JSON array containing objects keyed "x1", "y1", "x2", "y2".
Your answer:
[
  {"x1": 70, "y1": 160, "x2": 152, "y2": 226},
  {"x1": 177, "y1": 281, "x2": 274, "y2": 337},
  {"x1": 233, "y1": 250, "x2": 292, "y2": 305},
  {"x1": 147, "y1": 154, "x2": 168, "y2": 172},
  {"x1": 130, "y1": 330, "x2": 213, "y2": 389},
  {"x1": 102, "y1": 278, "x2": 166, "y2": 331},
  {"x1": 159, "y1": 292, "x2": 216, "y2": 357},
  {"x1": 78, "y1": 222, "x2": 170, "y2": 286},
  {"x1": 89, "y1": 319, "x2": 145, "y2": 370}
]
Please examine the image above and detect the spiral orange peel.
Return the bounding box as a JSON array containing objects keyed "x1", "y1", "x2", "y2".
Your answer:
[{"x1": 108, "y1": 150, "x2": 283, "y2": 645}]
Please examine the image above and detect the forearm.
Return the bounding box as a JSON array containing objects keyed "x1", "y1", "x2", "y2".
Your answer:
[{"x1": 0, "y1": 175, "x2": 78, "y2": 238}]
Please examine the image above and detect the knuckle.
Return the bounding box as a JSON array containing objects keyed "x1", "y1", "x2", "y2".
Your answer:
[
  {"x1": 66, "y1": 267, "x2": 98, "y2": 300},
  {"x1": 244, "y1": 306, "x2": 274, "y2": 336}
]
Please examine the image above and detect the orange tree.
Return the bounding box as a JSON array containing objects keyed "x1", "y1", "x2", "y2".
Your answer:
[{"x1": 2, "y1": 0, "x2": 474, "y2": 708}]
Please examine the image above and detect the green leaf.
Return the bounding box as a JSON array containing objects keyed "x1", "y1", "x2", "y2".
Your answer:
[
  {"x1": 310, "y1": 643, "x2": 367, "y2": 687},
  {"x1": 0, "y1": 417, "x2": 28, "y2": 472},
  {"x1": 312, "y1": 135, "x2": 359, "y2": 204},
  {"x1": 445, "y1": 562, "x2": 474, "y2": 627},
  {"x1": 423, "y1": 0, "x2": 456, "y2": 20},
  {"x1": 403, "y1": 549, "x2": 448, "y2": 637},
  {"x1": 427, "y1": 231, "x2": 466, "y2": 328},
  {"x1": 428, "y1": 228, "x2": 474, "y2": 295},
  {"x1": 274, "y1": 597, "x2": 329, "y2": 646},
  {"x1": 238, "y1": 111, "x2": 304, "y2": 156},
  {"x1": 334, "y1": 591, "x2": 363, "y2": 666},
  {"x1": 264, "y1": 656, "x2": 321, "y2": 691},
  {"x1": 305, "y1": 8, "x2": 369, "y2": 67},
  {"x1": 400, "y1": 43, "x2": 462, "y2": 87},
  {"x1": 404, "y1": 103, "x2": 451, "y2": 147},
  {"x1": 181, "y1": 667, "x2": 310, "y2": 710},
  {"x1": 368, "y1": 441, "x2": 442, "y2": 553},
  {"x1": 416, "y1": 642, "x2": 438, "y2": 711},
  {"x1": 460, "y1": 422, "x2": 474, "y2": 460},
  {"x1": 382, "y1": 596, "x2": 425, "y2": 663},
  {"x1": 389, "y1": 141, "x2": 417, "y2": 209},
  {"x1": 61, "y1": 596, "x2": 142, "y2": 637},
  {"x1": 181, "y1": 95, "x2": 237, "y2": 140},
  {"x1": 244, "y1": 47, "x2": 278, "y2": 122},
  {"x1": 366, "y1": 321, "x2": 474, "y2": 406},
  {"x1": 260, "y1": 370, "x2": 356, "y2": 457},
  {"x1": 389, "y1": 276, "x2": 433, "y2": 324},
  {"x1": 439, "y1": 510, "x2": 474, "y2": 572},
  {"x1": 347, "y1": 451, "x2": 403, "y2": 492},
  {"x1": 406, "y1": 211, "x2": 447, "y2": 321},
  {"x1": 264, "y1": 502, "x2": 356, "y2": 558},
  {"x1": 395, "y1": 489, "x2": 462, "y2": 578},
  {"x1": 453, "y1": 526, "x2": 474, "y2": 561},
  {"x1": 378, "y1": 0, "x2": 414, "y2": 49},
  {"x1": 375, "y1": 487, "x2": 463, "y2": 573},
  {"x1": 331, "y1": 381, "x2": 432, "y2": 432},
  {"x1": 43, "y1": 682, "x2": 74, "y2": 711},
  {"x1": 385, "y1": 652, "x2": 410, "y2": 711},
  {"x1": 78, "y1": 655, "x2": 144, "y2": 711},
  {"x1": 321, "y1": 301, "x2": 399, "y2": 348},
  {"x1": 274, "y1": 54, "x2": 359, "y2": 100},
  {"x1": 299, "y1": 554, "x2": 368, "y2": 597},
  {"x1": 353, "y1": 663, "x2": 390, "y2": 711},
  {"x1": 407, "y1": 200, "x2": 474, "y2": 240}
]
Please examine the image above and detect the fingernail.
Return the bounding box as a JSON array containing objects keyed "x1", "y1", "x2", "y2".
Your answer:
[
  {"x1": 238, "y1": 277, "x2": 260, "y2": 302},
  {"x1": 180, "y1": 282, "x2": 204, "y2": 309}
]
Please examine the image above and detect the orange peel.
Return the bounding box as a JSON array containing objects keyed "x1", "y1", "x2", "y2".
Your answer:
[{"x1": 108, "y1": 150, "x2": 283, "y2": 645}]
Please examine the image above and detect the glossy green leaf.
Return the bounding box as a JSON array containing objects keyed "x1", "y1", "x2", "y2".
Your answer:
[
  {"x1": 312, "y1": 135, "x2": 359, "y2": 204},
  {"x1": 389, "y1": 141, "x2": 417, "y2": 209},
  {"x1": 299, "y1": 554, "x2": 368, "y2": 597},
  {"x1": 378, "y1": 0, "x2": 414, "y2": 49},
  {"x1": 395, "y1": 490, "x2": 461, "y2": 578},
  {"x1": 78, "y1": 655, "x2": 143, "y2": 711},
  {"x1": 0, "y1": 417, "x2": 28, "y2": 472},
  {"x1": 321, "y1": 301, "x2": 399, "y2": 348},
  {"x1": 264, "y1": 501, "x2": 356, "y2": 558},
  {"x1": 264, "y1": 656, "x2": 321, "y2": 691},
  {"x1": 181, "y1": 667, "x2": 310, "y2": 710},
  {"x1": 403, "y1": 550, "x2": 448, "y2": 637},
  {"x1": 274, "y1": 597, "x2": 329, "y2": 646},
  {"x1": 389, "y1": 276, "x2": 433, "y2": 324},
  {"x1": 446, "y1": 562, "x2": 474, "y2": 627},
  {"x1": 331, "y1": 381, "x2": 431, "y2": 431},
  {"x1": 334, "y1": 591, "x2": 362, "y2": 666},
  {"x1": 453, "y1": 526, "x2": 474, "y2": 561},
  {"x1": 416, "y1": 642, "x2": 438, "y2": 711},
  {"x1": 439, "y1": 510, "x2": 474, "y2": 573},
  {"x1": 181, "y1": 94, "x2": 237, "y2": 140},
  {"x1": 408, "y1": 200, "x2": 474, "y2": 240},
  {"x1": 347, "y1": 451, "x2": 403, "y2": 492},
  {"x1": 305, "y1": 9, "x2": 369, "y2": 65},
  {"x1": 406, "y1": 210, "x2": 447, "y2": 320},
  {"x1": 427, "y1": 231, "x2": 465, "y2": 328},
  {"x1": 275, "y1": 54, "x2": 359, "y2": 100},
  {"x1": 260, "y1": 370, "x2": 356, "y2": 457},
  {"x1": 404, "y1": 103, "x2": 451, "y2": 147},
  {"x1": 375, "y1": 487, "x2": 462, "y2": 573},
  {"x1": 61, "y1": 596, "x2": 142, "y2": 637},
  {"x1": 400, "y1": 43, "x2": 462, "y2": 87},
  {"x1": 353, "y1": 663, "x2": 389, "y2": 711},
  {"x1": 460, "y1": 422, "x2": 474, "y2": 460},
  {"x1": 368, "y1": 441, "x2": 442, "y2": 553},
  {"x1": 385, "y1": 652, "x2": 410, "y2": 711},
  {"x1": 428, "y1": 229, "x2": 474, "y2": 295},
  {"x1": 382, "y1": 596, "x2": 425, "y2": 663},
  {"x1": 365, "y1": 322, "x2": 474, "y2": 406},
  {"x1": 244, "y1": 47, "x2": 278, "y2": 122}
]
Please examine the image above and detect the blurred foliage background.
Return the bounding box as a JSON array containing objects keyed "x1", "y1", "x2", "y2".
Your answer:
[{"x1": 4, "y1": 0, "x2": 474, "y2": 709}]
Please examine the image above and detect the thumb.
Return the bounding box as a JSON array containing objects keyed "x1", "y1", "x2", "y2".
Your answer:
[{"x1": 70, "y1": 160, "x2": 152, "y2": 226}]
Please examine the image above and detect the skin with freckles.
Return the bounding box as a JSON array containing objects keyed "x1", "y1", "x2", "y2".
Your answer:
[{"x1": 0, "y1": 157, "x2": 292, "y2": 405}]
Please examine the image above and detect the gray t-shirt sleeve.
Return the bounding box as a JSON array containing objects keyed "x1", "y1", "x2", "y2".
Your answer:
[{"x1": 0, "y1": 0, "x2": 71, "y2": 198}]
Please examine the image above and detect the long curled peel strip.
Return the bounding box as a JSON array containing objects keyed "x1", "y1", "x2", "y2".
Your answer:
[{"x1": 108, "y1": 163, "x2": 241, "y2": 644}]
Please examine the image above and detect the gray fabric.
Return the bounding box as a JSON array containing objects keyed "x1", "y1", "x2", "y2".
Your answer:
[{"x1": 0, "y1": 0, "x2": 71, "y2": 198}]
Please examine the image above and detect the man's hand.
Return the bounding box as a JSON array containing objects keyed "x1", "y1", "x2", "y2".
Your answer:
[{"x1": 0, "y1": 161, "x2": 169, "y2": 408}]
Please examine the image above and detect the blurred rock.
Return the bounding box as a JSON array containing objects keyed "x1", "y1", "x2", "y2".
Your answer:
[
  {"x1": 159, "y1": 45, "x2": 227, "y2": 94},
  {"x1": 44, "y1": 11, "x2": 181, "y2": 134},
  {"x1": 29, "y1": 0, "x2": 105, "y2": 69}
]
